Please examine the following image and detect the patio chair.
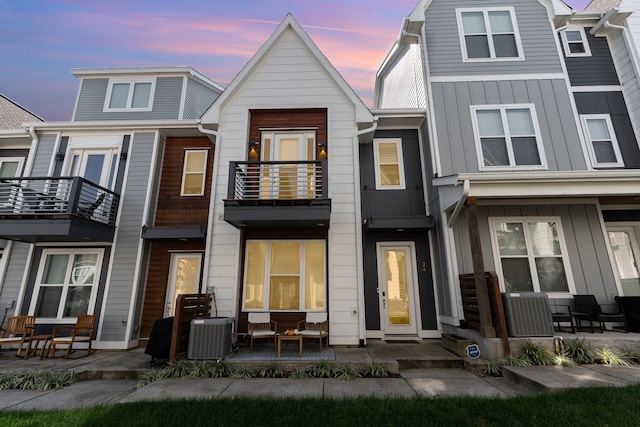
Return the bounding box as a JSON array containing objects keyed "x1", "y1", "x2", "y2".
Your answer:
[
  {"x1": 297, "y1": 312, "x2": 328, "y2": 351},
  {"x1": 549, "y1": 302, "x2": 575, "y2": 334},
  {"x1": 45, "y1": 314, "x2": 96, "y2": 358},
  {"x1": 247, "y1": 312, "x2": 277, "y2": 352},
  {"x1": 0, "y1": 315, "x2": 35, "y2": 359},
  {"x1": 572, "y1": 294, "x2": 628, "y2": 333}
]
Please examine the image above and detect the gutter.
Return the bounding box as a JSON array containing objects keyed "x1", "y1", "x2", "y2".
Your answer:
[
  {"x1": 354, "y1": 119, "x2": 378, "y2": 347},
  {"x1": 447, "y1": 179, "x2": 470, "y2": 227}
]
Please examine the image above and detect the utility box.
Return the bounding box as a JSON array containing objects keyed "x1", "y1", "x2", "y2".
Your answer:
[
  {"x1": 187, "y1": 317, "x2": 234, "y2": 359},
  {"x1": 502, "y1": 292, "x2": 554, "y2": 337}
]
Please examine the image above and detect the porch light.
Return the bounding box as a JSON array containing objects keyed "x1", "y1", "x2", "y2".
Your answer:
[
  {"x1": 248, "y1": 141, "x2": 259, "y2": 160},
  {"x1": 319, "y1": 142, "x2": 327, "y2": 160}
]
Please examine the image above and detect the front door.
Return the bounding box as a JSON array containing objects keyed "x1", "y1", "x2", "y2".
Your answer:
[
  {"x1": 377, "y1": 243, "x2": 418, "y2": 335},
  {"x1": 607, "y1": 226, "x2": 640, "y2": 296},
  {"x1": 164, "y1": 253, "x2": 202, "y2": 317},
  {"x1": 67, "y1": 149, "x2": 118, "y2": 190}
]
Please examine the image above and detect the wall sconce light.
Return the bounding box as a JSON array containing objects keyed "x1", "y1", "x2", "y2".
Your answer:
[
  {"x1": 248, "y1": 141, "x2": 259, "y2": 160},
  {"x1": 319, "y1": 142, "x2": 327, "y2": 160},
  {"x1": 120, "y1": 152, "x2": 128, "y2": 160},
  {"x1": 55, "y1": 153, "x2": 65, "y2": 162}
]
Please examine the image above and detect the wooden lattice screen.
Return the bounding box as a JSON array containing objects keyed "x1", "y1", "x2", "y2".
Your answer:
[
  {"x1": 459, "y1": 272, "x2": 510, "y2": 354},
  {"x1": 169, "y1": 293, "x2": 212, "y2": 363}
]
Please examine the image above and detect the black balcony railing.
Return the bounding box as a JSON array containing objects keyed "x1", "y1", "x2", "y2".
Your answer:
[
  {"x1": 227, "y1": 161, "x2": 328, "y2": 201},
  {"x1": 0, "y1": 177, "x2": 119, "y2": 226}
]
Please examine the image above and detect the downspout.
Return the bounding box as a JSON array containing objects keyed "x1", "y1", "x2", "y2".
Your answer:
[
  {"x1": 24, "y1": 126, "x2": 40, "y2": 175},
  {"x1": 354, "y1": 119, "x2": 378, "y2": 347},
  {"x1": 197, "y1": 123, "x2": 220, "y2": 314},
  {"x1": 447, "y1": 179, "x2": 470, "y2": 227}
]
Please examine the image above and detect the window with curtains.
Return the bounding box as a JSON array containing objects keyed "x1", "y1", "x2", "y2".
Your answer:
[
  {"x1": 104, "y1": 78, "x2": 155, "y2": 111},
  {"x1": 490, "y1": 218, "x2": 575, "y2": 294},
  {"x1": 243, "y1": 240, "x2": 325, "y2": 311},
  {"x1": 456, "y1": 7, "x2": 523, "y2": 61},
  {"x1": 471, "y1": 104, "x2": 546, "y2": 170},
  {"x1": 373, "y1": 138, "x2": 405, "y2": 190},
  {"x1": 29, "y1": 249, "x2": 103, "y2": 320}
]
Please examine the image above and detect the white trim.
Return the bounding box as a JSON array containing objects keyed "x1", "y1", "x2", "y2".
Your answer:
[
  {"x1": 14, "y1": 244, "x2": 36, "y2": 320},
  {"x1": 373, "y1": 138, "x2": 406, "y2": 190},
  {"x1": 488, "y1": 217, "x2": 576, "y2": 297},
  {"x1": 103, "y1": 77, "x2": 156, "y2": 112},
  {"x1": 456, "y1": 7, "x2": 524, "y2": 62},
  {"x1": 443, "y1": 211, "x2": 463, "y2": 322},
  {"x1": 430, "y1": 74, "x2": 566, "y2": 83},
  {"x1": 570, "y1": 85, "x2": 624, "y2": 92},
  {"x1": 470, "y1": 104, "x2": 547, "y2": 171},
  {"x1": 580, "y1": 114, "x2": 624, "y2": 168},
  {"x1": 561, "y1": 27, "x2": 592, "y2": 57},
  {"x1": 0, "y1": 157, "x2": 24, "y2": 177},
  {"x1": 180, "y1": 149, "x2": 208, "y2": 196}
]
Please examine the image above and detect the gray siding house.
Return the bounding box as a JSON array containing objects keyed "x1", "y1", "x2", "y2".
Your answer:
[
  {"x1": 375, "y1": 0, "x2": 640, "y2": 358},
  {"x1": 0, "y1": 68, "x2": 223, "y2": 350}
]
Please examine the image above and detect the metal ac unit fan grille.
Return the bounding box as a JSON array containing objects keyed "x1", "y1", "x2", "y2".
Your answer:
[
  {"x1": 187, "y1": 317, "x2": 235, "y2": 359},
  {"x1": 502, "y1": 293, "x2": 554, "y2": 337}
]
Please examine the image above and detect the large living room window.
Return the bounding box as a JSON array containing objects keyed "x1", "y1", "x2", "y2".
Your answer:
[
  {"x1": 490, "y1": 218, "x2": 574, "y2": 294},
  {"x1": 243, "y1": 240, "x2": 325, "y2": 311},
  {"x1": 29, "y1": 249, "x2": 102, "y2": 320}
]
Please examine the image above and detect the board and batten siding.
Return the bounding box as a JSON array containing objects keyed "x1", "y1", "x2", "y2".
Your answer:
[
  {"x1": 378, "y1": 44, "x2": 426, "y2": 109},
  {"x1": 99, "y1": 132, "x2": 156, "y2": 343},
  {"x1": 452, "y1": 203, "x2": 617, "y2": 301},
  {"x1": 73, "y1": 77, "x2": 183, "y2": 121},
  {"x1": 206, "y1": 28, "x2": 361, "y2": 345},
  {"x1": 183, "y1": 78, "x2": 220, "y2": 120},
  {"x1": 432, "y1": 79, "x2": 586, "y2": 176},
  {"x1": 423, "y1": 0, "x2": 563, "y2": 77}
]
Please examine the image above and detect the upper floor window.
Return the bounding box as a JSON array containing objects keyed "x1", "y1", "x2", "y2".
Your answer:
[
  {"x1": 456, "y1": 8, "x2": 523, "y2": 62},
  {"x1": 104, "y1": 79, "x2": 155, "y2": 111},
  {"x1": 561, "y1": 28, "x2": 591, "y2": 57},
  {"x1": 471, "y1": 104, "x2": 546, "y2": 171},
  {"x1": 580, "y1": 115, "x2": 623, "y2": 168},
  {"x1": 490, "y1": 218, "x2": 574, "y2": 295},
  {"x1": 373, "y1": 138, "x2": 405, "y2": 190},
  {"x1": 181, "y1": 150, "x2": 208, "y2": 196},
  {"x1": 0, "y1": 157, "x2": 23, "y2": 177}
]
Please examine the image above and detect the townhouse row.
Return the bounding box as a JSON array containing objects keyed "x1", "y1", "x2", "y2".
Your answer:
[{"x1": 1, "y1": 0, "x2": 639, "y2": 358}]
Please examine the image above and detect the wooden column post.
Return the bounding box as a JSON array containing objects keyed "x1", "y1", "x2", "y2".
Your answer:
[{"x1": 466, "y1": 197, "x2": 496, "y2": 338}]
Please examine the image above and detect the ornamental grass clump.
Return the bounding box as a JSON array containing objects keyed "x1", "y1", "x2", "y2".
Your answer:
[
  {"x1": 288, "y1": 366, "x2": 311, "y2": 379},
  {"x1": 594, "y1": 347, "x2": 630, "y2": 366},
  {"x1": 231, "y1": 365, "x2": 255, "y2": 379},
  {"x1": 332, "y1": 363, "x2": 362, "y2": 381},
  {"x1": 308, "y1": 360, "x2": 333, "y2": 378},
  {"x1": 563, "y1": 338, "x2": 596, "y2": 364},
  {"x1": 259, "y1": 361, "x2": 284, "y2": 378},
  {"x1": 518, "y1": 340, "x2": 554, "y2": 366},
  {"x1": 364, "y1": 359, "x2": 389, "y2": 378}
]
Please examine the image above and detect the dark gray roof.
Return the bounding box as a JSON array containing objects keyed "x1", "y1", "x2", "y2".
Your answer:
[{"x1": 0, "y1": 94, "x2": 43, "y2": 130}]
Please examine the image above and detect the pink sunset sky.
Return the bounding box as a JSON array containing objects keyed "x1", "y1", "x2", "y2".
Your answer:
[{"x1": 1, "y1": 0, "x2": 593, "y2": 121}]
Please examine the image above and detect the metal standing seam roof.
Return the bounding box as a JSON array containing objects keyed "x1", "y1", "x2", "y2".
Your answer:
[{"x1": 0, "y1": 94, "x2": 44, "y2": 130}]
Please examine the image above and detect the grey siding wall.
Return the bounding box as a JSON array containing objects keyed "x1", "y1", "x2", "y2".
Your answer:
[
  {"x1": 30, "y1": 134, "x2": 56, "y2": 175},
  {"x1": 432, "y1": 79, "x2": 586, "y2": 175},
  {"x1": 100, "y1": 132, "x2": 156, "y2": 341},
  {"x1": 453, "y1": 203, "x2": 617, "y2": 303},
  {"x1": 574, "y1": 91, "x2": 640, "y2": 168},
  {"x1": 73, "y1": 77, "x2": 183, "y2": 121},
  {"x1": 424, "y1": 0, "x2": 563, "y2": 77},
  {"x1": 378, "y1": 44, "x2": 426, "y2": 109},
  {"x1": 0, "y1": 242, "x2": 30, "y2": 314},
  {"x1": 183, "y1": 78, "x2": 220, "y2": 119},
  {"x1": 563, "y1": 28, "x2": 620, "y2": 86}
]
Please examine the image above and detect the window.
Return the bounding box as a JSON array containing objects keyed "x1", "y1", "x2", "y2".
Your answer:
[
  {"x1": 104, "y1": 79, "x2": 155, "y2": 111},
  {"x1": 373, "y1": 139, "x2": 405, "y2": 190},
  {"x1": 580, "y1": 115, "x2": 623, "y2": 168},
  {"x1": 181, "y1": 150, "x2": 208, "y2": 196},
  {"x1": 29, "y1": 249, "x2": 102, "y2": 320},
  {"x1": 457, "y1": 8, "x2": 523, "y2": 61},
  {"x1": 0, "y1": 158, "x2": 23, "y2": 178},
  {"x1": 490, "y1": 218, "x2": 574, "y2": 294},
  {"x1": 243, "y1": 240, "x2": 325, "y2": 311},
  {"x1": 471, "y1": 105, "x2": 546, "y2": 170},
  {"x1": 561, "y1": 28, "x2": 591, "y2": 57}
]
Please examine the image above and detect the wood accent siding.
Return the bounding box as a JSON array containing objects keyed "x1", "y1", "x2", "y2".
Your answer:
[
  {"x1": 139, "y1": 241, "x2": 205, "y2": 339},
  {"x1": 154, "y1": 137, "x2": 213, "y2": 226},
  {"x1": 248, "y1": 109, "x2": 327, "y2": 159}
]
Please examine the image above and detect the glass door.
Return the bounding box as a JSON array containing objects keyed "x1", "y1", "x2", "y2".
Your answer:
[
  {"x1": 261, "y1": 131, "x2": 315, "y2": 199},
  {"x1": 164, "y1": 253, "x2": 202, "y2": 317},
  {"x1": 377, "y1": 244, "x2": 418, "y2": 335},
  {"x1": 607, "y1": 227, "x2": 640, "y2": 296}
]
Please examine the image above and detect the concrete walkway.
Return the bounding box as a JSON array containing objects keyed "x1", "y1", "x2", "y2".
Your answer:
[{"x1": 1, "y1": 341, "x2": 640, "y2": 410}]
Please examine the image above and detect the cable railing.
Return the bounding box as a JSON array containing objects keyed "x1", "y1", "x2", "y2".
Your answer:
[{"x1": 0, "y1": 177, "x2": 119, "y2": 226}]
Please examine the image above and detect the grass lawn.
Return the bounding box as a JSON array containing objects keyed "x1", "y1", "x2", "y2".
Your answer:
[{"x1": 2, "y1": 384, "x2": 640, "y2": 426}]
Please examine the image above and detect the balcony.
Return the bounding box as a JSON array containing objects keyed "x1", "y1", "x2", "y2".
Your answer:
[
  {"x1": 0, "y1": 177, "x2": 120, "y2": 242},
  {"x1": 224, "y1": 161, "x2": 331, "y2": 229}
]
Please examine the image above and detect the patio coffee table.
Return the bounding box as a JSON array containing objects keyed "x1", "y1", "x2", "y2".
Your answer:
[{"x1": 277, "y1": 334, "x2": 303, "y2": 357}]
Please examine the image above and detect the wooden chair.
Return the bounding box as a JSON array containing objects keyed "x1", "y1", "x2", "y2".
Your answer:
[
  {"x1": 0, "y1": 315, "x2": 35, "y2": 359},
  {"x1": 573, "y1": 294, "x2": 628, "y2": 333},
  {"x1": 297, "y1": 312, "x2": 328, "y2": 351},
  {"x1": 45, "y1": 314, "x2": 96, "y2": 358},
  {"x1": 247, "y1": 312, "x2": 277, "y2": 352}
]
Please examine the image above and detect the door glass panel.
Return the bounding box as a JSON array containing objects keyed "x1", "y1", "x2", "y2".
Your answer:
[
  {"x1": 175, "y1": 258, "x2": 199, "y2": 295},
  {"x1": 385, "y1": 250, "x2": 410, "y2": 325},
  {"x1": 609, "y1": 230, "x2": 640, "y2": 296},
  {"x1": 84, "y1": 154, "x2": 105, "y2": 185}
]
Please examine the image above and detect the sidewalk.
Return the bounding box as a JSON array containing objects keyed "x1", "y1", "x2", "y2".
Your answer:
[{"x1": 1, "y1": 341, "x2": 640, "y2": 410}]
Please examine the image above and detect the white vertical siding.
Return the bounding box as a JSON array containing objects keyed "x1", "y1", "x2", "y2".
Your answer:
[{"x1": 379, "y1": 44, "x2": 426, "y2": 109}]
